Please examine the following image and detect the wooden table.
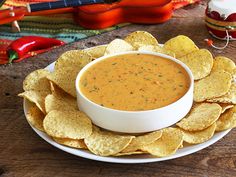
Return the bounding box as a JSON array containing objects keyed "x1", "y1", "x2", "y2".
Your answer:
[{"x1": 1, "y1": 1, "x2": 236, "y2": 176}]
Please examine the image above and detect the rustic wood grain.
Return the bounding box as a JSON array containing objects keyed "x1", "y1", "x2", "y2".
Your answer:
[{"x1": 1, "y1": 1, "x2": 236, "y2": 176}]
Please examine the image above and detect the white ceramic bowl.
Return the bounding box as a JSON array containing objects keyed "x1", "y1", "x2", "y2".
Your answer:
[{"x1": 76, "y1": 51, "x2": 194, "y2": 133}]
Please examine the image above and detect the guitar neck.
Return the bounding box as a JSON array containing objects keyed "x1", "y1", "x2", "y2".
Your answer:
[{"x1": 27, "y1": 0, "x2": 106, "y2": 12}]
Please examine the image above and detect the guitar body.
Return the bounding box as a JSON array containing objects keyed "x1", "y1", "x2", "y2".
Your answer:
[
  {"x1": 0, "y1": 0, "x2": 173, "y2": 29},
  {"x1": 74, "y1": 0, "x2": 173, "y2": 29}
]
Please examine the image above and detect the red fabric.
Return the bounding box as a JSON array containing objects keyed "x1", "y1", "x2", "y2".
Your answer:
[{"x1": 0, "y1": 39, "x2": 11, "y2": 64}]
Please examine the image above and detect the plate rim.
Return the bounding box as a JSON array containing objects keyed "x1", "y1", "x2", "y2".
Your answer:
[{"x1": 23, "y1": 45, "x2": 231, "y2": 164}]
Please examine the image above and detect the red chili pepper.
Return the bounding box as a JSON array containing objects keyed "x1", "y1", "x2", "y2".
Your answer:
[{"x1": 7, "y1": 36, "x2": 65, "y2": 63}]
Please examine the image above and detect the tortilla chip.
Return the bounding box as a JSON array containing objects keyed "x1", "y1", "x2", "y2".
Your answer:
[
  {"x1": 216, "y1": 106, "x2": 236, "y2": 131},
  {"x1": 26, "y1": 105, "x2": 45, "y2": 131},
  {"x1": 194, "y1": 70, "x2": 232, "y2": 102},
  {"x1": 176, "y1": 103, "x2": 222, "y2": 131},
  {"x1": 141, "y1": 128, "x2": 183, "y2": 157},
  {"x1": 178, "y1": 49, "x2": 213, "y2": 80},
  {"x1": 23, "y1": 69, "x2": 51, "y2": 92},
  {"x1": 43, "y1": 110, "x2": 92, "y2": 139},
  {"x1": 122, "y1": 130, "x2": 162, "y2": 153},
  {"x1": 85, "y1": 45, "x2": 107, "y2": 59},
  {"x1": 53, "y1": 137, "x2": 87, "y2": 149},
  {"x1": 114, "y1": 151, "x2": 144, "y2": 156},
  {"x1": 181, "y1": 123, "x2": 216, "y2": 144},
  {"x1": 49, "y1": 81, "x2": 68, "y2": 97},
  {"x1": 179, "y1": 143, "x2": 184, "y2": 149},
  {"x1": 18, "y1": 90, "x2": 48, "y2": 114},
  {"x1": 220, "y1": 103, "x2": 234, "y2": 114},
  {"x1": 207, "y1": 64, "x2": 236, "y2": 104},
  {"x1": 207, "y1": 82, "x2": 236, "y2": 104},
  {"x1": 55, "y1": 50, "x2": 93, "y2": 71},
  {"x1": 84, "y1": 126, "x2": 134, "y2": 156},
  {"x1": 163, "y1": 35, "x2": 199, "y2": 58},
  {"x1": 104, "y1": 39, "x2": 134, "y2": 55},
  {"x1": 212, "y1": 56, "x2": 235, "y2": 74},
  {"x1": 47, "y1": 50, "x2": 93, "y2": 97},
  {"x1": 47, "y1": 68, "x2": 76, "y2": 97},
  {"x1": 124, "y1": 31, "x2": 158, "y2": 49},
  {"x1": 232, "y1": 68, "x2": 236, "y2": 80},
  {"x1": 138, "y1": 45, "x2": 175, "y2": 58},
  {"x1": 45, "y1": 94, "x2": 78, "y2": 113}
]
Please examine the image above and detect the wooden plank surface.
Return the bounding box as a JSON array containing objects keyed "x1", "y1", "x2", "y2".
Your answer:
[{"x1": 1, "y1": 1, "x2": 236, "y2": 176}]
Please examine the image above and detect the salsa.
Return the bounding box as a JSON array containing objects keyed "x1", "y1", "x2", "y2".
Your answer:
[{"x1": 79, "y1": 53, "x2": 190, "y2": 111}]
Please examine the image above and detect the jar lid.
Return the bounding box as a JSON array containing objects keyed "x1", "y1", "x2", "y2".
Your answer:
[{"x1": 208, "y1": 0, "x2": 236, "y2": 19}]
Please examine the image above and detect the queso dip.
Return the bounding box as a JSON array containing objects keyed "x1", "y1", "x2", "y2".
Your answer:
[{"x1": 79, "y1": 53, "x2": 190, "y2": 111}]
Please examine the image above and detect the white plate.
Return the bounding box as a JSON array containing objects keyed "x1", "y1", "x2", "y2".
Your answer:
[{"x1": 23, "y1": 46, "x2": 231, "y2": 164}]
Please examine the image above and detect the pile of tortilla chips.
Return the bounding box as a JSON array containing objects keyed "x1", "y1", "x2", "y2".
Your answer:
[{"x1": 19, "y1": 31, "x2": 236, "y2": 157}]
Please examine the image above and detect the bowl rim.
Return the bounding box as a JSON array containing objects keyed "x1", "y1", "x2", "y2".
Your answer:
[{"x1": 75, "y1": 51, "x2": 194, "y2": 114}]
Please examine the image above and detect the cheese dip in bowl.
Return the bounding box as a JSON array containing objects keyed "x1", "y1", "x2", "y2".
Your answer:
[{"x1": 76, "y1": 51, "x2": 194, "y2": 133}]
